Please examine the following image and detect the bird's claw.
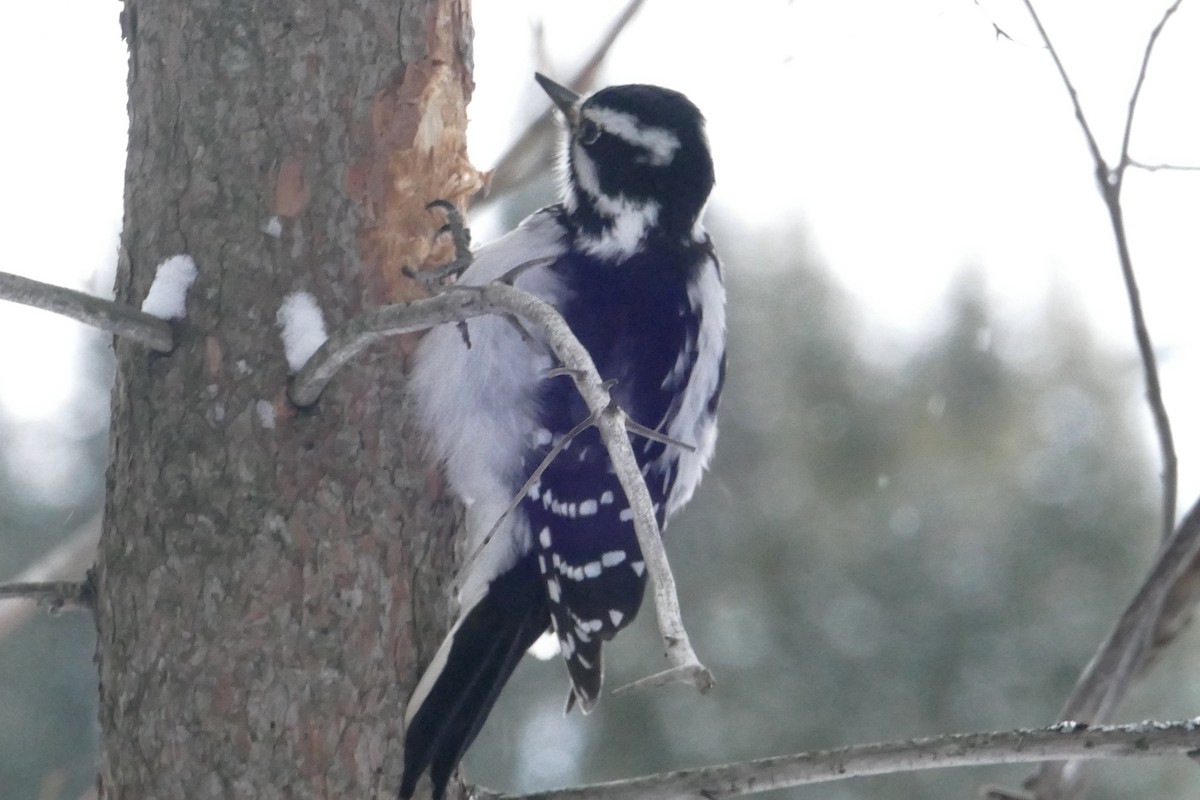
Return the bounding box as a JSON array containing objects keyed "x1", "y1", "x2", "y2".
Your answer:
[{"x1": 409, "y1": 200, "x2": 474, "y2": 288}]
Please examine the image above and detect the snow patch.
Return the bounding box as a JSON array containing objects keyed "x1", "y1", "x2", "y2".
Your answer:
[
  {"x1": 276, "y1": 291, "x2": 327, "y2": 372},
  {"x1": 141, "y1": 254, "x2": 198, "y2": 320}
]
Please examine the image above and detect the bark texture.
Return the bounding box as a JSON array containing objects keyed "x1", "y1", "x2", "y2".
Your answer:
[{"x1": 97, "y1": 1, "x2": 478, "y2": 797}]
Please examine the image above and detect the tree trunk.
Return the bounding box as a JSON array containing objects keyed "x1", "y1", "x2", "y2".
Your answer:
[{"x1": 96, "y1": 1, "x2": 477, "y2": 797}]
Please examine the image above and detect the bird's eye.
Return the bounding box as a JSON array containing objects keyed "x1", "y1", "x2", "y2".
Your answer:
[{"x1": 577, "y1": 119, "x2": 601, "y2": 145}]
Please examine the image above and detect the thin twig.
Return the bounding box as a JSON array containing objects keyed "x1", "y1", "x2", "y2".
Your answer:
[
  {"x1": 1023, "y1": 495, "x2": 1200, "y2": 799},
  {"x1": 1019, "y1": 1, "x2": 1107, "y2": 183},
  {"x1": 290, "y1": 256, "x2": 561, "y2": 407},
  {"x1": 1114, "y1": 0, "x2": 1184, "y2": 539},
  {"x1": 290, "y1": 292, "x2": 496, "y2": 407},
  {"x1": 1116, "y1": 0, "x2": 1186, "y2": 179},
  {"x1": 0, "y1": 581, "x2": 92, "y2": 611},
  {"x1": 289, "y1": 282, "x2": 712, "y2": 693},
  {"x1": 624, "y1": 417, "x2": 697, "y2": 454},
  {"x1": 0, "y1": 271, "x2": 174, "y2": 352},
  {"x1": 479, "y1": 284, "x2": 712, "y2": 693},
  {"x1": 0, "y1": 514, "x2": 102, "y2": 640},
  {"x1": 1108, "y1": 198, "x2": 1177, "y2": 541},
  {"x1": 472, "y1": 720, "x2": 1200, "y2": 800},
  {"x1": 453, "y1": 384, "x2": 697, "y2": 589},
  {"x1": 1057, "y1": 496, "x2": 1200, "y2": 724},
  {"x1": 971, "y1": 0, "x2": 1016, "y2": 42},
  {"x1": 474, "y1": 0, "x2": 648, "y2": 210},
  {"x1": 454, "y1": 410, "x2": 600, "y2": 591},
  {"x1": 1127, "y1": 158, "x2": 1200, "y2": 172},
  {"x1": 1015, "y1": 5, "x2": 1188, "y2": 797}
]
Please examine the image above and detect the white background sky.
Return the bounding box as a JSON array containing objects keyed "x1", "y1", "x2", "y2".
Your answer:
[{"x1": 1, "y1": 0, "x2": 1198, "y2": 513}]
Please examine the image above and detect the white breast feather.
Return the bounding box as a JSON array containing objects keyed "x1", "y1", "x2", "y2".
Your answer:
[{"x1": 408, "y1": 209, "x2": 570, "y2": 611}]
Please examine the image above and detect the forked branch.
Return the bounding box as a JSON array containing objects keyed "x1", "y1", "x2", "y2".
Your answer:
[
  {"x1": 287, "y1": 280, "x2": 712, "y2": 694},
  {"x1": 1014, "y1": 2, "x2": 1191, "y2": 798},
  {"x1": 1021, "y1": 0, "x2": 1181, "y2": 541}
]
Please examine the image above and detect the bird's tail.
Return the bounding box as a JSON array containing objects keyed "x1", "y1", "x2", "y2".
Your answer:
[{"x1": 400, "y1": 556, "x2": 549, "y2": 800}]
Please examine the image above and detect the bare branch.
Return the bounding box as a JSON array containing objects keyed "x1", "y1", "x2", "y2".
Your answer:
[
  {"x1": 1022, "y1": 495, "x2": 1200, "y2": 798},
  {"x1": 288, "y1": 256, "x2": 556, "y2": 406},
  {"x1": 624, "y1": 416, "x2": 697, "y2": 454},
  {"x1": 478, "y1": 285, "x2": 712, "y2": 693},
  {"x1": 289, "y1": 281, "x2": 712, "y2": 693},
  {"x1": 1013, "y1": 9, "x2": 1190, "y2": 797},
  {"x1": 1127, "y1": 158, "x2": 1200, "y2": 172},
  {"x1": 971, "y1": 0, "x2": 1015, "y2": 42},
  {"x1": 474, "y1": 720, "x2": 1200, "y2": 800},
  {"x1": 1110, "y1": 201, "x2": 1177, "y2": 542},
  {"x1": 450, "y1": 377, "x2": 696, "y2": 596},
  {"x1": 1060, "y1": 496, "x2": 1200, "y2": 719},
  {"x1": 0, "y1": 270, "x2": 175, "y2": 352},
  {"x1": 1114, "y1": 0, "x2": 1185, "y2": 539},
  {"x1": 290, "y1": 292, "x2": 490, "y2": 406},
  {"x1": 0, "y1": 581, "x2": 92, "y2": 611},
  {"x1": 1024, "y1": 0, "x2": 1182, "y2": 543},
  {"x1": 474, "y1": 0, "x2": 648, "y2": 209},
  {"x1": 1117, "y1": 0, "x2": 1186, "y2": 178},
  {"x1": 1019, "y1": 0, "x2": 1108, "y2": 181},
  {"x1": 455, "y1": 410, "x2": 600, "y2": 591},
  {"x1": 0, "y1": 514, "x2": 101, "y2": 640},
  {"x1": 981, "y1": 787, "x2": 1035, "y2": 800}
]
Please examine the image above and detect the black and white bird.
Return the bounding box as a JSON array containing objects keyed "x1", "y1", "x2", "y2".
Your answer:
[{"x1": 400, "y1": 74, "x2": 726, "y2": 800}]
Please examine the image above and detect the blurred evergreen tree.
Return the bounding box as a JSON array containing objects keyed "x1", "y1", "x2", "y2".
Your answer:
[
  {"x1": 0, "y1": 332, "x2": 111, "y2": 800},
  {"x1": 468, "y1": 216, "x2": 1190, "y2": 800},
  {"x1": 3, "y1": 223, "x2": 1193, "y2": 800}
]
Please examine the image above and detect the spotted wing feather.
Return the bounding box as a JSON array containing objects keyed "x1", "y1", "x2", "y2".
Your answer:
[{"x1": 517, "y1": 232, "x2": 720, "y2": 710}]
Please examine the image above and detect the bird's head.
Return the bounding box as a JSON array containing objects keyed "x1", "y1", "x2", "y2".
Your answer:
[{"x1": 536, "y1": 73, "x2": 714, "y2": 258}]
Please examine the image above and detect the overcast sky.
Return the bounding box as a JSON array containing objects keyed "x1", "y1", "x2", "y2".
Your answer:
[{"x1": 2, "y1": 0, "x2": 1198, "y2": 510}]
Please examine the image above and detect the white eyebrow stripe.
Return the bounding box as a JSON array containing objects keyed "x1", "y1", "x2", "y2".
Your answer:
[{"x1": 585, "y1": 107, "x2": 680, "y2": 166}]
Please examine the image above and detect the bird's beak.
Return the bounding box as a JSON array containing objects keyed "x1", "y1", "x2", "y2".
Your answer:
[{"x1": 535, "y1": 73, "x2": 581, "y2": 129}]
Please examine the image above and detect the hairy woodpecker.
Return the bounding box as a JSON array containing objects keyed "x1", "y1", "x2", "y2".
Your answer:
[{"x1": 401, "y1": 73, "x2": 726, "y2": 799}]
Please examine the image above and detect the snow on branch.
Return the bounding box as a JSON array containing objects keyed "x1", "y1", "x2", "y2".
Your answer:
[
  {"x1": 479, "y1": 720, "x2": 1200, "y2": 800},
  {"x1": 276, "y1": 291, "x2": 329, "y2": 373},
  {"x1": 284, "y1": 279, "x2": 713, "y2": 695},
  {"x1": 0, "y1": 270, "x2": 175, "y2": 352},
  {"x1": 140, "y1": 254, "x2": 198, "y2": 320}
]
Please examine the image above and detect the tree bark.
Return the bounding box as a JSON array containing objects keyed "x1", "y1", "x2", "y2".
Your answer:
[{"x1": 96, "y1": 1, "x2": 477, "y2": 797}]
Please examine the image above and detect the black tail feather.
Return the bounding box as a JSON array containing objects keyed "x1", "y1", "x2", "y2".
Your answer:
[
  {"x1": 426, "y1": 608, "x2": 547, "y2": 796},
  {"x1": 401, "y1": 556, "x2": 549, "y2": 800},
  {"x1": 401, "y1": 631, "x2": 509, "y2": 800}
]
